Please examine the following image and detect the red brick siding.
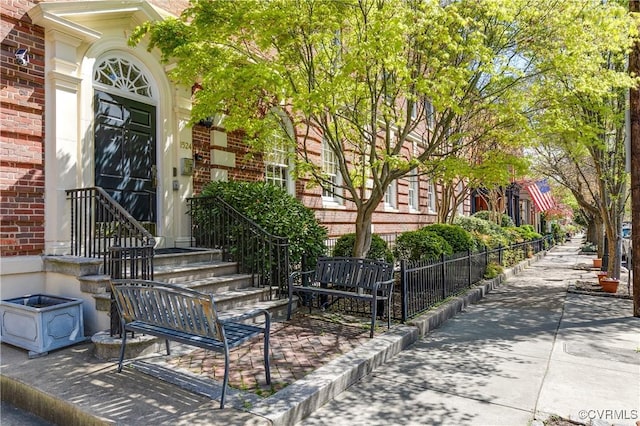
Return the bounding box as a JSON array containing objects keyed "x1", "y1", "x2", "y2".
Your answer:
[{"x1": 1, "y1": 0, "x2": 45, "y2": 256}]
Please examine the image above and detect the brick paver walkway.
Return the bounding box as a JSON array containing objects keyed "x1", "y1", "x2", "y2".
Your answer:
[{"x1": 167, "y1": 312, "x2": 379, "y2": 395}]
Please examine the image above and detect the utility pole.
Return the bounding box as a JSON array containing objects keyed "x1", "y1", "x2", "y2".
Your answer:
[{"x1": 630, "y1": 0, "x2": 640, "y2": 317}]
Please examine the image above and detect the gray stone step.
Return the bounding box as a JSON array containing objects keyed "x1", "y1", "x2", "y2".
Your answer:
[
  {"x1": 178, "y1": 274, "x2": 256, "y2": 294},
  {"x1": 153, "y1": 261, "x2": 239, "y2": 283},
  {"x1": 153, "y1": 248, "x2": 222, "y2": 267}
]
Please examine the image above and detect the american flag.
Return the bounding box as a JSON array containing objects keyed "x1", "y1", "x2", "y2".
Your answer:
[{"x1": 525, "y1": 180, "x2": 555, "y2": 212}]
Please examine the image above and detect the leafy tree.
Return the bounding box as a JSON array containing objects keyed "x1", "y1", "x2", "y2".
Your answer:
[
  {"x1": 530, "y1": 3, "x2": 638, "y2": 278},
  {"x1": 131, "y1": 0, "x2": 636, "y2": 258}
]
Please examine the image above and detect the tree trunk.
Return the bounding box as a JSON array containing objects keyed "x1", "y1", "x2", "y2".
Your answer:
[
  {"x1": 586, "y1": 218, "x2": 598, "y2": 245},
  {"x1": 630, "y1": 0, "x2": 640, "y2": 316},
  {"x1": 353, "y1": 204, "x2": 375, "y2": 258}
]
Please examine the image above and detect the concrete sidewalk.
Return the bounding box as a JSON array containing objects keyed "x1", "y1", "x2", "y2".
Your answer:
[
  {"x1": 301, "y1": 240, "x2": 640, "y2": 426},
  {"x1": 1, "y1": 239, "x2": 638, "y2": 425}
]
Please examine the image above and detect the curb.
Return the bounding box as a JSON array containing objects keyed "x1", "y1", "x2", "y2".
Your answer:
[
  {"x1": 1, "y1": 251, "x2": 547, "y2": 425},
  {"x1": 246, "y1": 251, "x2": 547, "y2": 425}
]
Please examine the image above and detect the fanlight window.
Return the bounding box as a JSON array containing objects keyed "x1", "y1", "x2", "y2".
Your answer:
[{"x1": 94, "y1": 57, "x2": 153, "y2": 98}]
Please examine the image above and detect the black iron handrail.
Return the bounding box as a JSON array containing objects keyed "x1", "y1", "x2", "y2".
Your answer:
[
  {"x1": 187, "y1": 195, "x2": 290, "y2": 298},
  {"x1": 66, "y1": 187, "x2": 155, "y2": 335}
]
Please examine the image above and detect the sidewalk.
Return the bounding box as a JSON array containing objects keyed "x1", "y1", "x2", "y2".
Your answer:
[
  {"x1": 301, "y1": 240, "x2": 640, "y2": 426},
  {"x1": 1, "y1": 239, "x2": 638, "y2": 425}
]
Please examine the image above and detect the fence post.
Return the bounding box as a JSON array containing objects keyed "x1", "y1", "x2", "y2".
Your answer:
[
  {"x1": 467, "y1": 248, "x2": 472, "y2": 288},
  {"x1": 441, "y1": 253, "x2": 447, "y2": 300},
  {"x1": 485, "y1": 244, "x2": 489, "y2": 268},
  {"x1": 400, "y1": 260, "x2": 407, "y2": 322},
  {"x1": 498, "y1": 244, "x2": 503, "y2": 266}
]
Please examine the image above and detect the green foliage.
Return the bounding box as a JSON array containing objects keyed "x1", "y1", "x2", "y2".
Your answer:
[
  {"x1": 504, "y1": 225, "x2": 543, "y2": 243},
  {"x1": 472, "y1": 211, "x2": 514, "y2": 227},
  {"x1": 394, "y1": 230, "x2": 453, "y2": 262},
  {"x1": 421, "y1": 223, "x2": 475, "y2": 254},
  {"x1": 201, "y1": 181, "x2": 327, "y2": 264},
  {"x1": 454, "y1": 216, "x2": 510, "y2": 249},
  {"x1": 484, "y1": 262, "x2": 504, "y2": 279},
  {"x1": 551, "y1": 223, "x2": 564, "y2": 244},
  {"x1": 332, "y1": 233, "x2": 393, "y2": 263},
  {"x1": 580, "y1": 242, "x2": 598, "y2": 253}
]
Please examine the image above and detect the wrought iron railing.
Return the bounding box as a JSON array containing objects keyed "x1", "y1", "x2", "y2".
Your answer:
[
  {"x1": 187, "y1": 195, "x2": 290, "y2": 298},
  {"x1": 66, "y1": 187, "x2": 155, "y2": 335},
  {"x1": 394, "y1": 236, "x2": 551, "y2": 321}
]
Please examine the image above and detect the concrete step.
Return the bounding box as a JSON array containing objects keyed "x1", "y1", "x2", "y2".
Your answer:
[
  {"x1": 153, "y1": 261, "x2": 239, "y2": 283},
  {"x1": 78, "y1": 274, "x2": 111, "y2": 294},
  {"x1": 179, "y1": 274, "x2": 256, "y2": 294},
  {"x1": 218, "y1": 296, "x2": 296, "y2": 324},
  {"x1": 153, "y1": 248, "x2": 222, "y2": 267},
  {"x1": 193, "y1": 287, "x2": 273, "y2": 312}
]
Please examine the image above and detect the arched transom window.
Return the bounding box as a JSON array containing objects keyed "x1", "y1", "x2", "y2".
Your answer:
[{"x1": 93, "y1": 57, "x2": 153, "y2": 98}]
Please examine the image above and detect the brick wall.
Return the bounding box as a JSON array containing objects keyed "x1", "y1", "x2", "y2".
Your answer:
[{"x1": 1, "y1": 0, "x2": 45, "y2": 256}]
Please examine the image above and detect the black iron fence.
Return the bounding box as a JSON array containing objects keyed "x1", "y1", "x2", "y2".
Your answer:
[
  {"x1": 393, "y1": 235, "x2": 552, "y2": 321},
  {"x1": 66, "y1": 187, "x2": 155, "y2": 335},
  {"x1": 187, "y1": 196, "x2": 290, "y2": 298}
]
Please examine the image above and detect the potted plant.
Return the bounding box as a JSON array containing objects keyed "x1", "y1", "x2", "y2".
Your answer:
[
  {"x1": 596, "y1": 271, "x2": 608, "y2": 285},
  {"x1": 592, "y1": 258, "x2": 602, "y2": 268},
  {"x1": 600, "y1": 277, "x2": 619, "y2": 293}
]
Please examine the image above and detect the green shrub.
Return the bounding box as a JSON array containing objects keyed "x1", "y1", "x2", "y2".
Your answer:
[
  {"x1": 421, "y1": 223, "x2": 475, "y2": 254},
  {"x1": 200, "y1": 180, "x2": 327, "y2": 264},
  {"x1": 332, "y1": 233, "x2": 394, "y2": 263},
  {"x1": 472, "y1": 211, "x2": 514, "y2": 227},
  {"x1": 551, "y1": 223, "x2": 564, "y2": 244},
  {"x1": 454, "y1": 216, "x2": 510, "y2": 249},
  {"x1": 504, "y1": 226, "x2": 539, "y2": 244},
  {"x1": 394, "y1": 229, "x2": 453, "y2": 261},
  {"x1": 484, "y1": 262, "x2": 504, "y2": 279}
]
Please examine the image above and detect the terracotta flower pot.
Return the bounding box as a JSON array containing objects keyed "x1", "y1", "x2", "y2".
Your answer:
[
  {"x1": 592, "y1": 258, "x2": 602, "y2": 268},
  {"x1": 596, "y1": 272, "x2": 608, "y2": 285},
  {"x1": 600, "y1": 278, "x2": 619, "y2": 293}
]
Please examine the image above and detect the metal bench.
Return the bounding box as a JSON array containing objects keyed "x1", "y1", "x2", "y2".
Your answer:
[
  {"x1": 109, "y1": 279, "x2": 271, "y2": 409},
  {"x1": 287, "y1": 257, "x2": 394, "y2": 338}
]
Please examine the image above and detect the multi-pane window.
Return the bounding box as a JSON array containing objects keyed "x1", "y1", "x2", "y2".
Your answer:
[
  {"x1": 457, "y1": 181, "x2": 465, "y2": 215},
  {"x1": 322, "y1": 139, "x2": 342, "y2": 202},
  {"x1": 427, "y1": 181, "x2": 437, "y2": 213},
  {"x1": 425, "y1": 99, "x2": 435, "y2": 129},
  {"x1": 408, "y1": 172, "x2": 419, "y2": 211},
  {"x1": 265, "y1": 144, "x2": 290, "y2": 192},
  {"x1": 384, "y1": 180, "x2": 398, "y2": 209}
]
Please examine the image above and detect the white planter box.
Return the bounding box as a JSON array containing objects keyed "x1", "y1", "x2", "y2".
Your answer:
[{"x1": 0, "y1": 294, "x2": 85, "y2": 357}]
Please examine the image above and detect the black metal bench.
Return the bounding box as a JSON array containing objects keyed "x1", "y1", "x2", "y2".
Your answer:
[
  {"x1": 109, "y1": 279, "x2": 271, "y2": 409},
  {"x1": 287, "y1": 257, "x2": 394, "y2": 338}
]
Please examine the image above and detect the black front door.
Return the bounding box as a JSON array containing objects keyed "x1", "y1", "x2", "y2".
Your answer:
[{"x1": 94, "y1": 91, "x2": 157, "y2": 224}]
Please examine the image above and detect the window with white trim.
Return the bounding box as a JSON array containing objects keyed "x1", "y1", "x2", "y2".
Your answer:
[
  {"x1": 427, "y1": 180, "x2": 437, "y2": 213},
  {"x1": 94, "y1": 57, "x2": 153, "y2": 98},
  {"x1": 265, "y1": 140, "x2": 293, "y2": 194},
  {"x1": 425, "y1": 98, "x2": 435, "y2": 129},
  {"x1": 457, "y1": 181, "x2": 465, "y2": 215},
  {"x1": 322, "y1": 138, "x2": 342, "y2": 203},
  {"x1": 408, "y1": 172, "x2": 419, "y2": 211},
  {"x1": 384, "y1": 180, "x2": 398, "y2": 210}
]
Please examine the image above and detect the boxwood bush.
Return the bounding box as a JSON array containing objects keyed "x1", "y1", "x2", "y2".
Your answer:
[
  {"x1": 332, "y1": 233, "x2": 394, "y2": 263},
  {"x1": 472, "y1": 211, "x2": 515, "y2": 227},
  {"x1": 200, "y1": 180, "x2": 327, "y2": 264},
  {"x1": 421, "y1": 223, "x2": 476, "y2": 254},
  {"x1": 454, "y1": 216, "x2": 510, "y2": 249},
  {"x1": 394, "y1": 229, "x2": 453, "y2": 261}
]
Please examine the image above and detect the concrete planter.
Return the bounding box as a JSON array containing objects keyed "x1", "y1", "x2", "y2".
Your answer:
[{"x1": 0, "y1": 295, "x2": 85, "y2": 357}]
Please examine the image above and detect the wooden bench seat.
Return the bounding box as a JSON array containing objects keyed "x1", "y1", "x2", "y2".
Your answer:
[{"x1": 110, "y1": 279, "x2": 271, "y2": 409}]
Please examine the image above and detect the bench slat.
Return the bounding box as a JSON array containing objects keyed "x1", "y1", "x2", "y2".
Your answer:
[
  {"x1": 110, "y1": 279, "x2": 271, "y2": 409},
  {"x1": 288, "y1": 257, "x2": 394, "y2": 338}
]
